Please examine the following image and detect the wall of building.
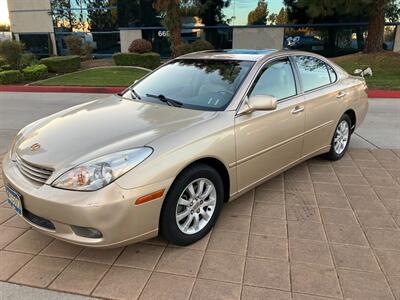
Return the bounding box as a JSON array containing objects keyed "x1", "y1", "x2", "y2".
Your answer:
[
  {"x1": 7, "y1": 0, "x2": 53, "y2": 33},
  {"x1": 120, "y1": 29, "x2": 142, "y2": 52},
  {"x1": 7, "y1": 0, "x2": 57, "y2": 55},
  {"x1": 233, "y1": 27, "x2": 284, "y2": 50}
]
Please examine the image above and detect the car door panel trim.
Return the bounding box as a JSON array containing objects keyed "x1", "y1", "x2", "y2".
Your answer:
[
  {"x1": 230, "y1": 144, "x2": 331, "y2": 197},
  {"x1": 229, "y1": 120, "x2": 332, "y2": 168}
]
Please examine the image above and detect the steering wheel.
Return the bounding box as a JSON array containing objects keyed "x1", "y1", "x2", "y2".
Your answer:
[
  {"x1": 216, "y1": 90, "x2": 234, "y2": 97},
  {"x1": 205, "y1": 90, "x2": 233, "y2": 106}
]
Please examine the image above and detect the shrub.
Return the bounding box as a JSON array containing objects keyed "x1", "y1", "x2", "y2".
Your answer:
[
  {"x1": 190, "y1": 40, "x2": 214, "y2": 52},
  {"x1": 64, "y1": 35, "x2": 93, "y2": 59},
  {"x1": 113, "y1": 52, "x2": 160, "y2": 69},
  {"x1": 22, "y1": 64, "x2": 48, "y2": 81},
  {"x1": 128, "y1": 38, "x2": 152, "y2": 54},
  {"x1": 40, "y1": 55, "x2": 80, "y2": 73},
  {"x1": 64, "y1": 35, "x2": 83, "y2": 56},
  {"x1": 0, "y1": 57, "x2": 6, "y2": 67},
  {"x1": 20, "y1": 52, "x2": 36, "y2": 68},
  {"x1": 0, "y1": 70, "x2": 23, "y2": 84},
  {"x1": 0, "y1": 40, "x2": 24, "y2": 69},
  {"x1": 175, "y1": 43, "x2": 193, "y2": 56},
  {"x1": 175, "y1": 40, "x2": 215, "y2": 56},
  {"x1": 1, "y1": 64, "x2": 12, "y2": 70},
  {"x1": 81, "y1": 43, "x2": 93, "y2": 60}
]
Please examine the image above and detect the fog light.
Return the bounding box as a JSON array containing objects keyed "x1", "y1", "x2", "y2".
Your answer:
[{"x1": 71, "y1": 225, "x2": 103, "y2": 238}]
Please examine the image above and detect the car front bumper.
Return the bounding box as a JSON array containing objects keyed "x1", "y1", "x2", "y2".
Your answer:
[{"x1": 2, "y1": 154, "x2": 173, "y2": 248}]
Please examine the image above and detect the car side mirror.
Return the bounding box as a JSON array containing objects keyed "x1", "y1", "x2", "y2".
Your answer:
[
  {"x1": 354, "y1": 67, "x2": 372, "y2": 77},
  {"x1": 241, "y1": 95, "x2": 278, "y2": 114}
]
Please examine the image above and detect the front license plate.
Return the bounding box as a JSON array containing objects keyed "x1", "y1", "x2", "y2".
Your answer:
[{"x1": 6, "y1": 186, "x2": 23, "y2": 216}]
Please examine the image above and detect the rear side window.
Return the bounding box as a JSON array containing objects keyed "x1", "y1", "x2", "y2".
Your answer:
[
  {"x1": 250, "y1": 58, "x2": 296, "y2": 100},
  {"x1": 294, "y1": 56, "x2": 331, "y2": 92}
]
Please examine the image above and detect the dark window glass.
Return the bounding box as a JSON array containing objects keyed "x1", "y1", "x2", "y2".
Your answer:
[
  {"x1": 55, "y1": 32, "x2": 119, "y2": 57},
  {"x1": 327, "y1": 64, "x2": 337, "y2": 83},
  {"x1": 19, "y1": 34, "x2": 51, "y2": 58},
  {"x1": 294, "y1": 56, "x2": 331, "y2": 92},
  {"x1": 250, "y1": 59, "x2": 296, "y2": 100},
  {"x1": 125, "y1": 59, "x2": 254, "y2": 111},
  {"x1": 117, "y1": 0, "x2": 160, "y2": 27},
  {"x1": 51, "y1": 0, "x2": 118, "y2": 32}
]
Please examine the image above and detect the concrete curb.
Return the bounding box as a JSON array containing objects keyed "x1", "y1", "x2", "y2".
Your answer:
[
  {"x1": 0, "y1": 85, "x2": 125, "y2": 94},
  {"x1": 1, "y1": 85, "x2": 400, "y2": 98},
  {"x1": 367, "y1": 90, "x2": 400, "y2": 98}
]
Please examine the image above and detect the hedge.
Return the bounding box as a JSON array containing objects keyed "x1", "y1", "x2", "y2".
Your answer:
[
  {"x1": 112, "y1": 52, "x2": 160, "y2": 69},
  {"x1": 22, "y1": 64, "x2": 48, "y2": 81},
  {"x1": 0, "y1": 64, "x2": 11, "y2": 71},
  {"x1": 0, "y1": 70, "x2": 23, "y2": 84},
  {"x1": 40, "y1": 55, "x2": 80, "y2": 73},
  {"x1": 0, "y1": 57, "x2": 6, "y2": 67}
]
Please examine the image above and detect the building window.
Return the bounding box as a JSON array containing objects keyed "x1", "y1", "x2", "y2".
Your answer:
[{"x1": 19, "y1": 34, "x2": 52, "y2": 58}]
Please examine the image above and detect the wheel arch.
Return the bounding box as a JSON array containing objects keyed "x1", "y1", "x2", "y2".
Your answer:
[
  {"x1": 182, "y1": 157, "x2": 230, "y2": 203},
  {"x1": 166, "y1": 157, "x2": 231, "y2": 204},
  {"x1": 344, "y1": 109, "x2": 356, "y2": 132}
]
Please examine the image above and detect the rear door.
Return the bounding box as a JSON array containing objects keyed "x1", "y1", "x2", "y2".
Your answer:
[
  {"x1": 234, "y1": 57, "x2": 306, "y2": 192},
  {"x1": 292, "y1": 55, "x2": 343, "y2": 156}
]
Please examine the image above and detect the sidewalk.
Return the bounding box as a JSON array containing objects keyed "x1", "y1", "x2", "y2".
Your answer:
[
  {"x1": 1, "y1": 149, "x2": 400, "y2": 299},
  {"x1": 0, "y1": 92, "x2": 399, "y2": 299}
]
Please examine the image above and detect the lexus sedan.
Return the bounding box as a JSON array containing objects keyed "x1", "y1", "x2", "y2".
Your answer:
[{"x1": 2, "y1": 49, "x2": 368, "y2": 247}]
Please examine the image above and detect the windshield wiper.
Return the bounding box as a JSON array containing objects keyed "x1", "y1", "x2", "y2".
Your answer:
[
  {"x1": 129, "y1": 88, "x2": 141, "y2": 100},
  {"x1": 146, "y1": 93, "x2": 183, "y2": 107}
]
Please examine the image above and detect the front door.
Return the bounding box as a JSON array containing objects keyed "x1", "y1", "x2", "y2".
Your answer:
[{"x1": 235, "y1": 58, "x2": 306, "y2": 192}]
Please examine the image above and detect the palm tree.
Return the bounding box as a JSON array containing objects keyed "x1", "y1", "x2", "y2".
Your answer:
[{"x1": 154, "y1": 0, "x2": 182, "y2": 57}]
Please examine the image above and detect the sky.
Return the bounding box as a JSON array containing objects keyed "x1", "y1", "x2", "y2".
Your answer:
[
  {"x1": 0, "y1": 0, "x2": 9, "y2": 25},
  {"x1": 0, "y1": 0, "x2": 285, "y2": 26}
]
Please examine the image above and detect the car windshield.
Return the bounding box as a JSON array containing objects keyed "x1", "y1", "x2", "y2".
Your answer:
[{"x1": 123, "y1": 59, "x2": 255, "y2": 111}]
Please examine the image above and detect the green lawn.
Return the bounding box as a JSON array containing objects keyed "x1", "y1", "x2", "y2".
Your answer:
[
  {"x1": 32, "y1": 52, "x2": 400, "y2": 90},
  {"x1": 333, "y1": 51, "x2": 400, "y2": 90},
  {"x1": 33, "y1": 67, "x2": 149, "y2": 87}
]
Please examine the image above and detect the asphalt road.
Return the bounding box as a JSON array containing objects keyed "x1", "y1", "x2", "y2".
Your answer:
[{"x1": 0, "y1": 92, "x2": 399, "y2": 154}]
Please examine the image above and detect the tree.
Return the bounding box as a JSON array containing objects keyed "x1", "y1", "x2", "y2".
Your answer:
[
  {"x1": 283, "y1": 0, "x2": 400, "y2": 53},
  {"x1": 154, "y1": 0, "x2": 182, "y2": 57},
  {"x1": 365, "y1": 0, "x2": 386, "y2": 52},
  {"x1": 51, "y1": 0, "x2": 76, "y2": 31},
  {"x1": 268, "y1": 8, "x2": 288, "y2": 25},
  {"x1": 187, "y1": 0, "x2": 231, "y2": 25},
  {"x1": 0, "y1": 24, "x2": 10, "y2": 31},
  {"x1": 276, "y1": 8, "x2": 288, "y2": 24},
  {"x1": 268, "y1": 13, "x2": 277, "y2": 24},
  {"x1": 87, "y1": 0, "x2": 117, "y2": 31},
  {"x1": 248, "y1": 0, "x2": 269, "y2": 25}
]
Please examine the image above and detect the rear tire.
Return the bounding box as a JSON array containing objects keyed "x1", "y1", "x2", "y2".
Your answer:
[
  {"x1": 324, "y1": 114, "x2": 352, "y2": 161},
  {"x1": 160, "y1": 163, "x2": 224, "y2": 246}
]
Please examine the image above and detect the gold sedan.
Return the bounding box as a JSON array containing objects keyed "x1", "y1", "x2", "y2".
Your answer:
[{"x1": 2, "y1": 50, "x2": 368, "y2": 247}]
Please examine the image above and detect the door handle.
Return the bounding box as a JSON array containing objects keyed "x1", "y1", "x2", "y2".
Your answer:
[
  {"x1": 336, "y1": 91, "x2": 347, "y2": 99},
  {"x1": 291, "y1": 106, "x2": 304, "y2": 114}
]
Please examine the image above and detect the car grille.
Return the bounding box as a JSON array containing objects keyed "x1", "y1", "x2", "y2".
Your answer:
[{"x1": 15, "y1": 155, "x2": 53, "y2": 184}]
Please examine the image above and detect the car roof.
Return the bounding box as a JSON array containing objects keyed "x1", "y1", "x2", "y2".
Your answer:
[{"x1": 179, "y1": 49, "x2": 280, "y2": 61}]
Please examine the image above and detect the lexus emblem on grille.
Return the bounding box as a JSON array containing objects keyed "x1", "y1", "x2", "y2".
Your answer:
[{"x1": 30, "y1": 143, "x2": 41, "y2": 151}]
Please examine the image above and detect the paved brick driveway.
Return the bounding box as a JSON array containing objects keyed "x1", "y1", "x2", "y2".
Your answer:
[{"x1": 1, "y1": 149, "x2": 400, "y2": 300}]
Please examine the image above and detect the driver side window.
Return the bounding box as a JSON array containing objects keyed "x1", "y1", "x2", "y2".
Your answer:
[{"x1": 250, "y1": 58, "x2": 297, "y2": 100}]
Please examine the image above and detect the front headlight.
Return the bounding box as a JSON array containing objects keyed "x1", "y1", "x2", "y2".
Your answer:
[{"x1": 52, "y1": 147, "x2": 153, "y2": 191}]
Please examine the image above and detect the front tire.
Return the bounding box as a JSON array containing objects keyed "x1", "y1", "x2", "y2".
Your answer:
[
  {"x1": 324, "y1": 114, "x2": 352, "y2": 161},
  {"x1": 160, "y1": 163, "x2": 224, "y2": 246}
]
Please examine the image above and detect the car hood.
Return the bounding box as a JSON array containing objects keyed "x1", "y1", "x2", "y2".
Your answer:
[{"x1": 15, "y1": 95, "x2": 213, "y2": 171}]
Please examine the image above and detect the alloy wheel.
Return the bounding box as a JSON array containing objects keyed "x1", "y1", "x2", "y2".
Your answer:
[
  {"x1": 334, "y1": 120, "x2": 349, "y2": 155},
  {"x1": 175, "y1": 178, "x2": 217, "y2": 235}
]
